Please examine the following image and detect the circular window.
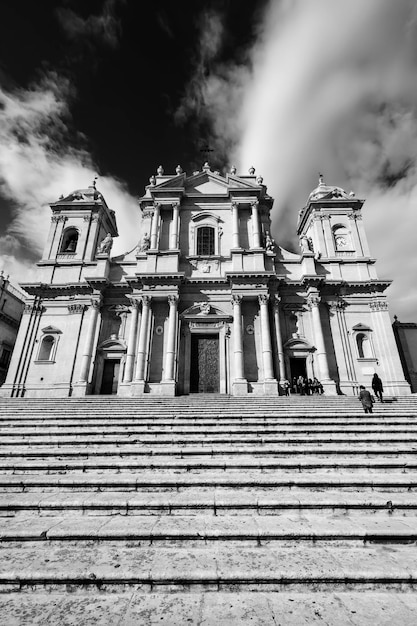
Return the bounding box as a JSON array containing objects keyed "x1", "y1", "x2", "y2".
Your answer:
[
  {"x1": 155, "y1": 325, "x2": 163, "y2": 335},
  {"x1": 246, "y1": 324, "x2": 254, "y2": 335}
]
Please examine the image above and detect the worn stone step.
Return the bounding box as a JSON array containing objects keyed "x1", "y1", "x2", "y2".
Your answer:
[
  {"x1": 0, "y1": 543, "x2": 416, "y2": 588},
  {"x1": 1, "y1": 471, "x2": 417, "y2": 491},
  {"x1": 1, "y1": 456, "x2": 417, "y2": 474},
  {"x1": 0, "y1": 490, "x2": 415, "y2": 516},
  {"x1": 1, "y1": 591, "x2": 417, "y2": 626},
  {"x1": 3, "y1": 425, "x2": 417, "y2": 437},
  {"x1": 2, "y1": 434, "x2": 417, "y2": 447},
  {"x1": 1, "y1": 444, "x2": 417, "y2": 458}
]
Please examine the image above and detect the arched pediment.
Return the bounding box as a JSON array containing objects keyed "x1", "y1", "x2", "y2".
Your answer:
[
  {"x1": 284, "y1": 337, "x2": 314, "y2": 351},
  {"x1": 192, "y1": 212, "x2": 223, "y2": 224},
  {"x1": 181, "y1": 303, "x2": 231, "y2": 320},
  {"x1": 41, "y1": 325, "x2": 62, "y2": 334},
  {"x1": 98, "y1": 337, "x2": 127, "y2": 352}
]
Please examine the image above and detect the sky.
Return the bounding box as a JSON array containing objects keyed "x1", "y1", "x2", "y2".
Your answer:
[{"x1": 0, "y1": 0, "x2": 416, "y2": 321}]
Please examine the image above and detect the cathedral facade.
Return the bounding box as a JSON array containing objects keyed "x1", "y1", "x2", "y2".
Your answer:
[{"x1": 1, "y1": 164, "x2": 410, "y2": 397}]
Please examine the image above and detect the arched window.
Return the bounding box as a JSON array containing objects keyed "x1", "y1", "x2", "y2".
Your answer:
[
  {"x1": 197, "y1": 226, "x2": 215, "y2": 256},
  {"x1": 38, "y1": 336, "x2": 55, "y2": 361},
  {"x1": 60, "y1": 228, "x2": 79, "y2": 253},
  {"x1": 356, "y1": 333, "x2": 372, "y2": 359},
  {"x1": 333, "y1": 224, "x2": 351, "y2": 251}
]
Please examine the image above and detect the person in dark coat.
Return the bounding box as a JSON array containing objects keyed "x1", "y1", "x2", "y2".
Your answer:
[
  {"x1": 359, "y1": 385, "x2": 374, "y2": 413},
  {"x1": 372, "y1": 373, "x2": 384, "y2": 402}
]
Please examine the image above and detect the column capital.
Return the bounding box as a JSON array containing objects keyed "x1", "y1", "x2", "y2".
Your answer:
[
  {"x1": 231, "y1": 294, "x2": 242, "y2": 306},
  {"x1": 68, "y1": 303, "x2": 86, "y2": 315},
  {"x1": 307, "y1": 292, "x2": 321, "y2": 308},
  {"x1": 51, "y1": 215, "x2": 67, "y2": 223},
  {"x1": 369, "y1": 299, "x2": 388, "y2": 312},
  {"x1": 348, "y1": 212, "x2": 362, "y2": 221},
  {"x1": 168, "y1": 294, "x2": 178, "y2": 305},
  {"x1": 127, "y1": 297, "x2": 140, "y2": 310},
  {"x1": 172, "y1": 201, "x2": 180, "y2": 210},
  {"x1": 251, "y1": 200, "x2": 259, "y2": 209},
  {"x1": 231, "y1": 202, "x2": 240, "y2": 211},
  {"x1": 258, "y1": 293, "x2": 269, "y2": 305},
  {"x1": 141, "y1": 295, "x2": 152, "y2": 306},
  {"x1": 272, "y1": 294, "x2": 281, "y2": 309},
  {"x1": 90, "y1": 297, "x2": 102, "y2": 310},
  {"x1": 153, "y1": 202, "x2": 161, "y2": 211}
]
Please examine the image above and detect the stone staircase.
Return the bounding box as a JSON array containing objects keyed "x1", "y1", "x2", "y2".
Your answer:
[{"x1": 1, "y1": 395, "x2": 417, "y2": 624}]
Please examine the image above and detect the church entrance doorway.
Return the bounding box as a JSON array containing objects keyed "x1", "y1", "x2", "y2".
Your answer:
[
  {"x1": 100, "y1": 359, "x2": 120, "y2": 394},
  {"x1": 290, "y1": 357, "x2": 307, "y2": 381},
  {"x1": 190, "y1": 334, "x2": 219, "y2": 393}
]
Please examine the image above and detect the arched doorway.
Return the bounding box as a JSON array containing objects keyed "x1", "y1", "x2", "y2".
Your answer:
[
  {"x1": 284, "y1": 338, "x2": 316, "y2": 382},
  {"x1": 93, "y1": 337, "x2": 127, "y2": 395}
]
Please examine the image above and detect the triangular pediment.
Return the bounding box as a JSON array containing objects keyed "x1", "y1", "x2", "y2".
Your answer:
[
  {"x1": 352, "y1": 323, "x2": 372, "y2": 332},
  {"x1": 41, "y1": 325, "x2": 62, "y2": 334}
]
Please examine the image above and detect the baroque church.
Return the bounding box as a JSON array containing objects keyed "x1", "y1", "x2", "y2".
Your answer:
[{"x1": 1, "y1": 163, "x2": 410, "y2": 398}]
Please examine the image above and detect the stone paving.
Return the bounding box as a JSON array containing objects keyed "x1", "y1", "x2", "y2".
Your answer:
[{"x1": 0, "y1": 395, "x2": 417, "y2": 624}]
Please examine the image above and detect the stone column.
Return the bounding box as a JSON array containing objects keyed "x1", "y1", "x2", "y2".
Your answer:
[
  {"x1": 150, "y1": 204, "x2": 161, "y2": 250},
  {"x1": 307, "y1": 289, "x2": 336, "y2": 394},
  {"x1": 258, "y1": 294, "x2": 275, "y2": 380},
  {"x1": 251, "y1": 201, "x2": 261, "y2": 248},
  {"x1": 134, "y1": 296, "x2": 151, "y2": 384},
  {"x1": 79, "y1": 298, "x2": 101, "y2": 383},
  {"x1": 231, "y1": 202, "x2": 240, "y2": 249},
  {"x1": 321, "y1": 215, "x2": 335, "y2": 257},
  {"x1": 163, "y1": 295, "x2": 178, "y2": 383},
  {"x1": 231, "y1": 295, "x2": 247, "y2": 394},
  {"x1": 272, "y1": 295, "x2": 286, "y2": 382},
  {"x1": 123, "y1": 299, "x2": 140, "y2": 383},
  {"x1": 347, "y1": 213, "x2": 362, "y2": 256},
  {"x1": 169, "y1": 203, "x2": 180, "y2": 250}
]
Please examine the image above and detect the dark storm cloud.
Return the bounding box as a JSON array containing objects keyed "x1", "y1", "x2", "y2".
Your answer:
[{"x1": 55, "y1": 0, "x2": 125, "y2": 49}]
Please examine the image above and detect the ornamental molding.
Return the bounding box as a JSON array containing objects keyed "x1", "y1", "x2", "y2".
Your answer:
[
  {"x1": 231, "y1": 295, "x2": 242, "y2": 305},
  {"x1": 369, "y1": 300, "x2": 388, "y2": 312},
  {"x1": 67, "y1": 303, "x2": 86, "y2": 315},
  {"x1": 23, "y1": 302, "x2": 44, "y2": 315},
  {"x1": 51, "y1": 215, "x2": 67, "y2": 223},
  {"x1": 258, "y1": 294, "x2": 269, "y2": 305}
]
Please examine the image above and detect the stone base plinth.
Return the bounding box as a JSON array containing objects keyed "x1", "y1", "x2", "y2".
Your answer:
[
  {"x1": 321, "y1": 379, "x2": 338, "y2": 396},
  {"x1": 263, "y1": 380, "x2": 279, "y2": 396},
  {"x1": 130, "y1": 381, "x2": 147, "y2": 395},
  {"x1": 232, "y1": 379, "x2": 248, "y2": 395},
  {"x1": 71, "y1": 382, "x2": 89, "y2": 397}
]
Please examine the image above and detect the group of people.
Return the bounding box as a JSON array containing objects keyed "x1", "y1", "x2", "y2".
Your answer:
[
  {"x1": 281, "y1": 376, "x2": 324, "y2": 396},
  {"x1": 358, "y1": 373, "x2": 384, "y2": 413}
]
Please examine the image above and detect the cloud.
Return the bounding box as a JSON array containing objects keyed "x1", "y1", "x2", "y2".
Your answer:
[
  {"x1": 55, "y1": 0, "x2": 125, "y2": 49},
  {"x1": 0, "y1": 74, "x2": 137, "y2": 286},
  {"x1": 189, "y1": 0, "x2": 417, "y2": 319}
]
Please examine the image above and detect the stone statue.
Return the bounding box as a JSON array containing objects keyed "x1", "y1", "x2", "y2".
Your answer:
[
  {"x1": 139, "y1": 232, "x2": 150, "y2": 252},
  {"x1": 300, "y1": 236, "x2": 311, "y2": 253},
  {"x1": 98, "y1": 233, "x2": 113, "y2": 254},
  {"x1": 265, "y1": 232, "x2": 275, "y2": 252}
]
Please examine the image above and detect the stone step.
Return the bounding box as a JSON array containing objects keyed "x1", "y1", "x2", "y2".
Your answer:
[
  {"x1": 0, "y1": 489, "x2": 415, "y2": 515},
  {"x1": 3, "y1": 425, "x2": 417, "y2": 436},
  {"x1": 1, "y1": 434, "x2": 417, "y2": 446},
  {"x1": 1, "y1": 471, "x2": 417, "y2": 491},
  {"x1": 1, "y1": 591, "x2": 417, "y2": 625},
  {"x1": 2, "y1": 444, "x2": 417, "y2": 457},
  {"x1": 0, "y1": 543, "x2": 416, "y2": 588},
  {"x1": 1, "y1": 456, "x2": 417, "y2": 474}
]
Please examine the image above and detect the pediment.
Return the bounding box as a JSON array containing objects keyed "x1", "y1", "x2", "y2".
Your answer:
[
  {"x1": 352, "y1": 323, "x2": 372, "y2": 332},
  {"x1": 181, "y1": 302, "x2": 230, "y2": 318},
  {"x1": 41, "y1": 325, "x2": 62, "y2": 334}
]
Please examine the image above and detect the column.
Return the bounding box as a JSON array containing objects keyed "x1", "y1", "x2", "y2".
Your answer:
[
  {"x1": 251, "y1": 201, "x2": 261, "y2": 248},
  {"x1": 321, "y1": 215, "x2": 335, "y2": 257},
  {"x1": 352, "y1": 213, "x2": 371, "y2": 257},
  {"x1": 150, "y1": 204, "x2": 161, "y2": 250},
  {"x1": 134, "y1": 296, "x2": 151, "y2": 381},
  {"x1": 163, "y1": 295, "x2": 178, "y2": 381},
  {"x1": 258, "y1": 294, "x2": 275, "y2": 380},
  {"x1": 231, "y1": 202, "x2": 240, "y2": 249},
  {"x1": 79, "y1": 298, "x2": 101, "y2": 383},
  {"x1": 272, "y1": 295, "x2": 286, "y2": 382},
  {"x1": 348, "y1": 213, "x2": 362, "y2": 256},
  {"x1": 169, "y1": 203, "x2": 180, "y2": 250},
  {"x1": 312, "y1": 215, "x2": 327, "y2": 257},
  {"x1": 231, "y1": 295, "x2": 245, "y2": 380},
  {"x1": 307, "y1": 289, "x2": 331, "y2": 382},
  {"x1": 123, "y1": 299, "x2": 140, "y2": 383},
  {"x1": 49, "y1": 216, "x2": 67, "y2": 258}
]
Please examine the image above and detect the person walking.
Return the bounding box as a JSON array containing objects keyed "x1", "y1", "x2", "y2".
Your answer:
[
  {"x1": 359, "y1": 385, "x2": 374, "y2": 414},
  {"x1": 372, "y1": 373, "x2": 384, "y2": 402},
  {"x1": 282, "y1": 379, "x2": 290, "y2": 396}
]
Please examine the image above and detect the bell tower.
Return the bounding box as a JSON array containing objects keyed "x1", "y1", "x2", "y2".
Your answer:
[{"x1": 297, "y1": 175, "x2": 371, "y2": 263}]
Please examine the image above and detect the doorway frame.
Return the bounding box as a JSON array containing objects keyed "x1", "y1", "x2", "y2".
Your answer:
[{"x1": 93, "y1": 338, "x2": 127, "y2": 395}]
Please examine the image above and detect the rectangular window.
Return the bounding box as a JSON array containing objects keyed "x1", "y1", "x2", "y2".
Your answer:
[{"x1": 197, "y1": 227, "x2": 215, "y2": 256}]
